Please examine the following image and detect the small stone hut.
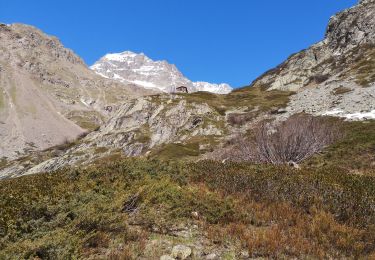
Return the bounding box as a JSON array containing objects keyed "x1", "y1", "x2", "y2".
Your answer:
[{"x1": 176, "y1": 86, "x2": 188, "y2": 93}]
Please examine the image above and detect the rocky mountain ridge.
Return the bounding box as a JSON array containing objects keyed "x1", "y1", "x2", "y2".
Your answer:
[
  {"x1": 91, "y1": 51, "x2": 233, "y2": 94},
  {"x1": 0, "y1": 23, "x2": 154, "y2": 159},
  {"x1": 251, "y1": 0, "x2": 375, "y2": 119},
  {"x1": 252, "y1": 0, "x2": 375, "y2": 91}
]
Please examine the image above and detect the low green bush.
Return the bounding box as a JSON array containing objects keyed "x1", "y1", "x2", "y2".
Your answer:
[{"x1": 1, "y1": 138, "x2": 374, "y2": 258}]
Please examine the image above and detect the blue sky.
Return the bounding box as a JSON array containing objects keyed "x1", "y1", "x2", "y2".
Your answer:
[{"x1": 1, "y1": 0, "x2": 356, "y2": 88}]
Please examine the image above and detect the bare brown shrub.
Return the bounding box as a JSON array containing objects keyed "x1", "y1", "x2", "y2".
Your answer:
[
  {"x1": 227, "y1": 112, "x2": 255, "y2": 126},
  {"x1": 216, "y1": 114, "x2": 343, "y2": 164},
  {"x1": 227, "y1": 113, "x2": 247, "y2": 126},
  {"x1": 203, "y1": 197, "x2": 371, "y2": 258}
]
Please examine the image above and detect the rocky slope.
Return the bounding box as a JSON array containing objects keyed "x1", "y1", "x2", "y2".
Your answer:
[
  {"x1": 0, "y1": 95, "x2": 224, "y2": 178},
  {"x1": 252, "y1": 0, "x2": 375, "y2": 119},
  {"x1": 0, "y1": 96, "x2": 225, "y2": 178},
  {"x1": 0, "y1": 24, "x2": 153, "y2": 159},
  {"x1": 90, "y1": 51, "x2": 233, "y2": 94},
  {"x1": 0, "y1": 87, "x2": 292, "y2": 179}
]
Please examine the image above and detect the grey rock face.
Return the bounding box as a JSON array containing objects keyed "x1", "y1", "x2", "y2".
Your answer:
[
  {"x1": 325, "y1": 0, "x2": 375, "y2": 53},
  {"x1": 91, "y1": 51, "x2": 233, "y2": 94}
]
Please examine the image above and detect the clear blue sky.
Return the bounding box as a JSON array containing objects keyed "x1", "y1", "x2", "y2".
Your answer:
[{"x1": 1, "y1": 0, "x2": 357, "y2": 88}]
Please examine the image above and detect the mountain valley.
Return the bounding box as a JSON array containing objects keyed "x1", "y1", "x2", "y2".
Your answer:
[{"x1": 1, "y1": 0, "x2": 375, "y2": 259}]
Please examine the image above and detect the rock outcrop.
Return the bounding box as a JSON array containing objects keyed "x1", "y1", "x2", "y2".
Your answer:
[{"x1": 88, "y1": 96, "x2": 223, "y2": 153}]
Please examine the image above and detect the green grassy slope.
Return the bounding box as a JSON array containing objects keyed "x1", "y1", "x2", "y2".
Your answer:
[
  {"x1": 306, "y1": 120, "x2": 375, "y2": 173},
  {"x1": 1, "y1": 119, "x2": 375, "y2": 259},
  {"x1": 181, "y1": 86, "x2": 293, "y2": 115}
]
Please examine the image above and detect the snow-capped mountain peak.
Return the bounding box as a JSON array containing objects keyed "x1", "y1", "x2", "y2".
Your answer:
[
  {"x1": 193, "y1": 82, "x2": 233, "y2": 94},
  {"x1": 90, "y1": 51, "x2": 232, "y2": 94}
]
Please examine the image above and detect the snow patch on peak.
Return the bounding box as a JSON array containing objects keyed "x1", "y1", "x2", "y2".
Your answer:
[
  {"x1": 102, "y1": 51, "x2": 152, "y2": 63},
  {"x1": 104, "y1": 52, "x2": 137, "y2": 62},
  {"x1": 193, "y1": 82, "x2": 232, "y2": 94},
  {"x1": 91, "y1": 51, "x2": 232, "y2": 94}
]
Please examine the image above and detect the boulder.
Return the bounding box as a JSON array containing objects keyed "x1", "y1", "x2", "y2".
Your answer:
[{"x1": 171, "y1": 245, "x2": 192, "y2": 259}]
